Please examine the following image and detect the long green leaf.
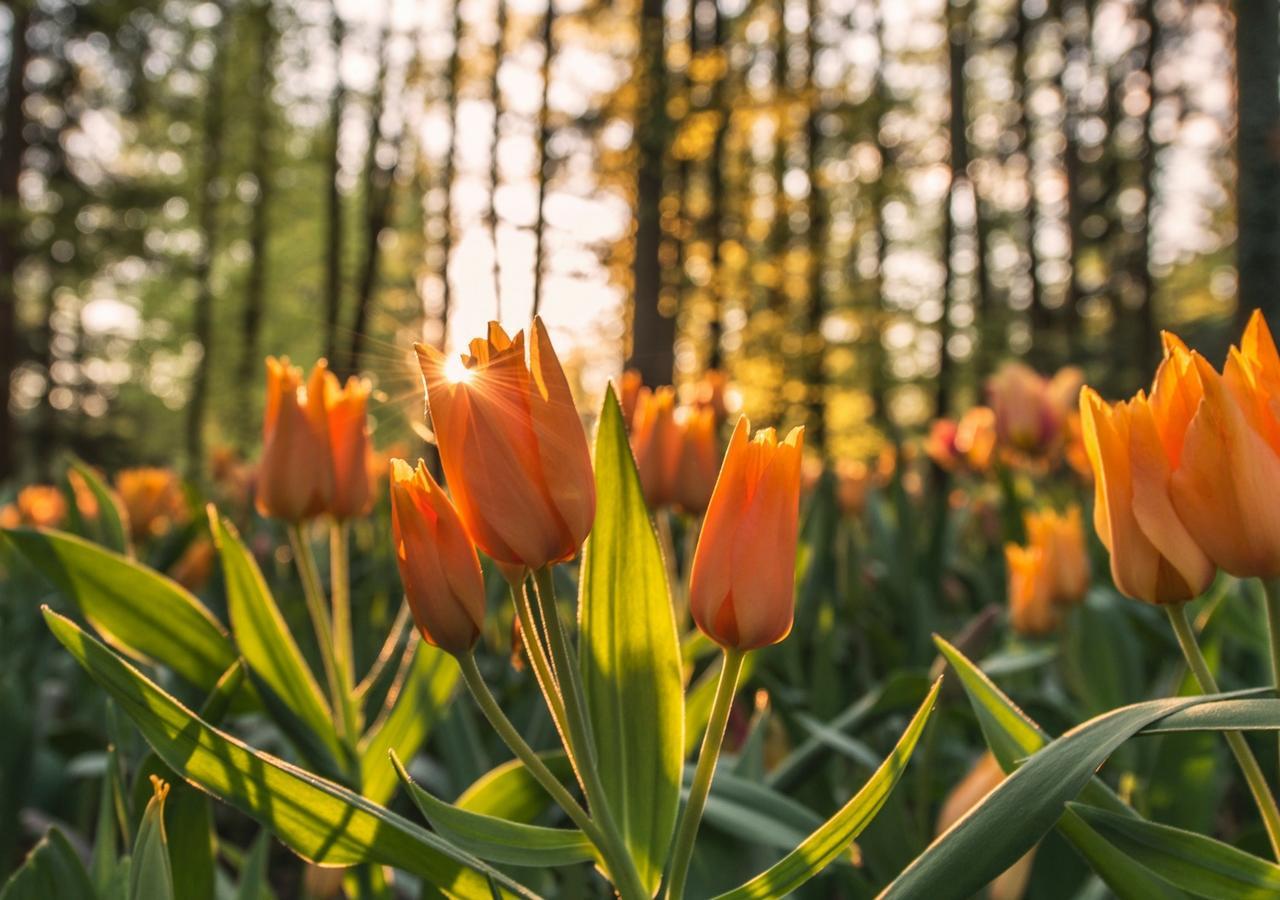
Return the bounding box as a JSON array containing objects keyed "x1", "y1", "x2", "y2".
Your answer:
[
  {"x1": 210, "y1": 513, "x2": 341, "y2": 763},
  {"x1": 235, "y1": 832, "x2": 274, "y2": 900},
  {"x1": 714, "y1": 679, "x2": 940, "y2": 899},
  {"x1": 359, "y1": 636, "x2": 459, "y2": 805},
  {"x1": 131, "y1": 777, "x2": 175, "y2": 900},
  {"x1": 43, "y1": 608, "x2": 540, "y2": 900},
  {"x1": 1141, "y1": 698, "x2": 1280, "y2": 733},
  {"x1": 5, "y1": 527, "x2": 236, "y2": 691},
  {"x1": 392, "y1": 751, "x2": 597, "y2": 867},
  {"x1": 578, "y1": 386, "x2": 684, "y2": 894},
  {"x1": 68, "y1": 457, "x2": 130, "y2": 554},
  {"x1": 1070, "y1": 804, "x2": 1280, "y2": 899},
  {"x1": 0, "y1": 828, "x2": 97, "y2": 900},
  {"x1": 455, "y1": 753, "x2": 575, "y2": 822}
]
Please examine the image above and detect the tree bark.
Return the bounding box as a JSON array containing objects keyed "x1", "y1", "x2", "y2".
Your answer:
[
  {"x1": 531, "y1": 0, "x2": 555, "y2": 316},
  {"x1": 0, "y1": 1, "x2": 30, "y2": 480},
  {"x1": 489, "y1": 0, "x2": 506, "y2": 317},
  {"x1": 938, "y1": 0, "x2": 968, "y2": 419},
  {"x1": 437, "y1": 1, "x2": 462, "y2": 348},
  {"x1": 1015, "y1": 0, "x2": 1047, "y2": 359},
  {"x1": 1137, "y1": 0, "x2": 1160, "y2": 371},
  {"x1": 805, "y1": 0, "x2": 826, "y2": 445},
  {"x1": 1235, "y1": 0, "x2": 1280, "y2": 330},
  {"x1": 705, "y1": 0, "x2": 726, "y2": 370},
  {"x1": 323, "y1": 1, "x2": 347, "y2": 362}
]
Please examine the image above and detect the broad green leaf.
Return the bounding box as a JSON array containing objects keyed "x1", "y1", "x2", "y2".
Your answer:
[
  {"x1": 0, "y1": 828, "x2": 97, "y2": 900},
  {"x1": 359, "y1": 636, "x2": 459, "y2": 805},
  {"x1": 1070, "y1": 804, "x2": 1280, "y2": 899},
  {"x1": 392, "y1": 751, "x2": 597, "y2": 867},
  {"x1": 210, "y1": 513, "x2": 341, "y2": 763},
  {"x1": 456, "y1": 753, "x2": 575, "y2": 822},
  {"x1": 43, "y1": 608, "x2": 540, "y2": 900},
  {"x1": 714, "y1": 679, "x2": 940, "y2": 899},
  {"x1": 162, "y1": 782, "x2": 216, "y2": 900},
  {"x1": 235, "y1": 832, "x2": 273, "y2": 900},
  {"x1": 92, "y1": 743, "x2": 125, "y2": 894},
  {"x1": 131, "y1": 777, "x2": 175, "y2": 900},
  {"x1": 68, "y1": 456, "x2": 130, "y2": 555},
  {"x1": 4, "y1": 527, "x2": 236, "y2": 691},
  {"x1": 1055, "y1": 808, "x2": 1186, "y2": 900},
  {"x1": 578, "y1": 386, "x2": 684, "y2": 894},
  {"x1": 1142, "y1": 698, "x2": 1280, "y2": 733}
]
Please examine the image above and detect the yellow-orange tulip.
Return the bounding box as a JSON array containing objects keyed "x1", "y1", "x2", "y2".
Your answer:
[
  {"x1": 115, "y1": 467, "x2": 188, "y2": 541},
  {"x1": 620, "y1": 368, "x2": 644, "y2": 429},
  {"x1": 631, "y1": 386, "x2": 680, "y2": 509},
  {"x1": 1079, "y1": 384, "x2": 1214, "y2": 604},
  {"x1": 257, "y1": 358, "x2": 332, "y2": 522},
  {"x1": 320, "y1": 371, "x2": 375, "y2": 520},
  {"x1": 689, "y1": 419, "x2": 804, "y2": 650},
  {"x1": 1024, "y1": 506, "x2": 1090, "y2": 606},
  {"x1": 673, "y1": 405, "x2": 719, "y2": 515},
  {"x1": 390, "y1": 459, "x2": 487, "y2": 654},
  {"x1": 169, "y1": 537, "x2": 216, "y2": 592},
  {"x1": 0, "y1": 485, "x2": 68, "y2": 529},
  {"x1": 955, "y1": 406, "x2": 998, "y2": 471},
  {"x1": 693, "y1": 369, "x2": 730, "y2": 421},
  {"x1": 415, "y1": 318, "x2": 595, "y2": 570},
  {"x1": 1005, "y1": 543, "x2": 1059, "y2": 636}
]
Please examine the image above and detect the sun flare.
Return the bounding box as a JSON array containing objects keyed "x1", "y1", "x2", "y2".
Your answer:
[{"x1": 444, "y1": 355, "x2": 474, "y2": 385}]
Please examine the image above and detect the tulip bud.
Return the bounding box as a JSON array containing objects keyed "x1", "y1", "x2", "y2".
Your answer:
[
  {"x1": 1024, "y1": 506, "x2": 1090, "y2": 607},
  {"x1": 1005, "y1": 543, "x2": 1059, "y2": 636},
  {"x1": 631, "y1": 386, "x2": 680, "y2": 509},
  {"x1": 672, "y1": 405, "x2": 720, "y2": 515},
  {"x1": 415, "y1": 318, "x2": 595, "y2": 570},
  {"x1": 320, "y1": 371, "x2": 375, "y2": 520},
  {"x1": 390, "y1": 459, "x2": 487, "y2": 655},
  {"x1": 619, "y1": 368, "x2": 644, "y2": 429},
  {"x1": 256, "y1": 358, "x2": 332, "y2": 523},
  {"x1": 689, "y1": 418, "x2": 804, "y2": 650}
]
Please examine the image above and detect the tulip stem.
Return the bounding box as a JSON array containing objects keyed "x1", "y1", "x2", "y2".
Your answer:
[
  {"x1": 1167, "y1": 603, "x2": 1280, "y2": 860},
  {"x1": 665, "y1": 648, "x2": 746, "y2": 900},
  {"x1": 329, "y1": 518, "x2": 358, "y2": 731},
  {"x1": 1261, "y1": 578, "x2": 1280, "y2": 792},
  {"x1": 510, "y1": 579, "x2": 571, "y2": 751},
  {"x1": 289, "y1": 524, "x2": 353, "y2": 744},
  {"x1": 457, "y1": 650, "x2": 643, "y2": 899}
]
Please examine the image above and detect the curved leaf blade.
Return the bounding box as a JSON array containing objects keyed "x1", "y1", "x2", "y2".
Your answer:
[
  {"x1": 455, "y1": 753, "x2": 575, "y2": 822},
  {"x1": 0, "y1": 828, "x2": 96, "y2": 900},
  {"x1": 67, "y1": 457, "x2": 130, "y2": 555}
]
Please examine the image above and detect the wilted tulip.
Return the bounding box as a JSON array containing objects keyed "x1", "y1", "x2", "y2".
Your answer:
[
  {"x1": 1079, "y1": 384, "x2": 1214, "y2": 604},
  {"x1": 257, "y1": 358, "x2": 332, "y2": 523},
  {"x1": 320, "y1": 371, "x2": 375, "y2": 520},
  {"x1": 115, "y1": 467, "x2": 188, "y2": 541},
  {"x1": 631, "y1": 386, "x2": 680, "y2": 509},
  {"x1": 689, "y1": 419, "x2": 804, "y2": 650},
  {"x1": 672, "y1": 405, "x2": 719, "y2": 515},
  {"x1": 390, "y1": 459, "x2": 487, "y2": 654},
  {"x1": 1005, "y1": 543, "x2": 1059, "y2": 636},
  {"x1": 415, "y1": 319, "x2": 595, "y2": 570},
  {"x1": 1024, "y1": 506, "x2": 1089, "y2": 606},
  {"x1": 0, "y1": 485, "x2": 68, "y2": 529}
]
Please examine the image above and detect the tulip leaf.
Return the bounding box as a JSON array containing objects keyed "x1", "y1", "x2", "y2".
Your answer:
[
  {"x1": 235, "y1": 832, "x2": 273, "y2": 900},
  {"x1": 67, "y1": 456, "x2": 131, "y2": 555},
  {"x1": 358, "y1": 635, "x2": 460, "y2": 805},
  {"x1": 713, "y1": 679, "x2": 940, "y2": 899},
  {"x1": 3, "y1": 527, "x2": 237, "y2": 692},
  {"x1": 697, "y1": 768, "x2": 824, "y2": 852},
  {"x1": 210, "y1": 513, "x2": 343, "y2": 765},
  {"x1": 1068, "y1": 803, "x2": 1280, "y2": 899},
  {"x1": 578, "y1": 386, "x2": 685, "y2": 894},
  {"x1": 455, "y1": 752, "x2": 575, "y2": 822},
  {"x1": 392, "y1": 751, "x2": 598, "y2": 867},
  {"x1": 1140, "y1": 698, "x2": 1280, "y2": 733},
  {"x1": 42, "y1": 607, "x2": 542, "y2": 900},
  {"x1": 0, "y1": 828, "x2": 96, "y2": 900},
  {"x1": 131, "y1": 777, "x2": 175, "y2": 900}
]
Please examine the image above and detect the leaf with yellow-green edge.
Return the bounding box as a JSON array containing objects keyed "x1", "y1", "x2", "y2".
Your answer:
[
  {"x1": 131, "y1": 776, "x2": 175, "y2": 900},
  {"x1": 4, "y1": 527, "x2": 236, "y2": 692},
  {"x1": 209, "y1": 512, "x2": 342, "y2": 765},
  {"x1": 43, "y1": 608, "x2": 541, "y2": 900},
  {"x1": 392, "y1": 751, "x2": 597, "y2": 868},
  {"x1": 0, "y1": 828, "x2": 96, "y2": 900},
  {"x1": 67, "y1": 456, "x2": 130, "y2": 555},
  {"x1": 359, "y1": 636, "x2": 459, "y2": 805},
  {"x1": 578, "y1": 386, "x2": 684, "y2": 895},
  {"x1": 713, "y1": 679, "x2": 940, "y2": 899},
  {"x1": 455, "y1": 752, "x2": 574, "y2": 822}
]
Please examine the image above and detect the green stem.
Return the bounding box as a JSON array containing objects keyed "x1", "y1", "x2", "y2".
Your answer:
[
  {"x1": 1167, "y1": 603, "x2": 1280, "y2": 860},
  {"x1": 665, "y1": 648, "x2": 745, "y2": 900},
  {"x1": 1262, "y1": 578, "x2": 1280, "y2": 805},
  {"x1": 329, "y1": 518, "x2": 359, "y2": 732},
  {"x1": 530, "y1": 566, "x2": 647, "y2": 900},
  {"x1": 289, "y1": 524, "x2": 353, "y2": 744},
  {"x1": 510, "y1": 579, "x2": 571, "y2": 750}
]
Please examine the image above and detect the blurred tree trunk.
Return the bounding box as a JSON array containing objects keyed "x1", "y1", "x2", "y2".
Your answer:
[
  {"x1": 437, "y1": 0, "x2": 462, "y2": 347},
  {"x1": 626, "y1": 0, "x2": 675, "y2": 386},
  {"x1": 1235, "y1": 0, "x2": 1280, "y2": 330},
  {"x1": 805, "y1": 0, "x2": 826, "y2": 445},
  {"x1": 1136, "y1": 0, "x2": 1159, "y2": 371},
  {"x1": 323, "y1": 2, "x2": 346, "y2": 363},
  {"x1": 1058, "y1": 0, "x2": 1087, "y2": 365},
  {"x1": 868, "y1": 0, "x2": 889, "y2": 419},
  {"x1": 705, "y1": 0, "x2": 726, "y2": 370},
  {"x1": 531, "y1": 0, "x2": 555, "y2": 316},
  {"x1": 0, "y1": 1, "x2": 29, "y2": 481},
  {"x1": 346, "y1": 13, "x2": 395, "y2": 379},
  {"x1": 938, "y1": 0, "x2": 969, "y2": 419},
  {"x1": 489, "y1": 0, "x2": 505, "y2": 317},
  {"x1": 186, "y1": 0, "x2": 230, "y2": 478},
  {"x1": 238, "y1": 0, "x2": 276, "y2": 442},
  {"x1": 1016, "y1": 0, "x2": 1047, "y2": 360}
]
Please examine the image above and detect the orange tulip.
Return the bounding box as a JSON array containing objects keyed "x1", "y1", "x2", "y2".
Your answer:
[
  {"x1": 1079, "y1": 384, "x2": 1214, "y2": 604},
  {"x1": 689, "y1": 418, "x2": 804, "y2": 650},
  {"x1": 924, "y1": 418, "x2": 961, "y2": 471},
  {"x1": 390, "y1": 459, "x2": 487, "y2": 654},
  {"x1": 1164, "y1": 316, "x2": 1280, "y2": 578},
  {"x1": 1024, "y1": 506, "x2": 1090, "y2": 606},
  {"x1": 955, "y1": 406, "x2": 998, "y2": 471},
  {"x1": 169, "y1": 537, "x2": 216, "y2": 592},
  {"x1": 631, "y1": 386, "x2": 680, "y2": 509},
  {"x1": 320, "y1": 371, "x2": 375, "y2": 520},
  {"x1": 415, "y1": 318, "x2": 595, "y2": 570},
  {"x1": 693, "y1": 369, "x2": 731, "y2": 421},
  {"x1": 115, "y1": 467, "x2": 188, "y2": 541},
  {"x1": 257, "y1": 358, "x2": 332, "y2": 522},
  {"x1": 936, "y1": 753, "x2": 1035, "y2": 900},
  {"x1": 834, "y1": 459, "x2": 871, "y2": 517},
  {"x1": 0, "y1": 485, "x2": 68, "y2": 529},
  {"x1": 987, "y1": 363, "x2": 1080, "y2": 456},
  {"x1": 673, "y1": 405, "x2": 719, "y2": 515},
  {"x1": 620, "y1": 369, "x2": 644, "y2": 429},
  {"x1": 1005, "y1": 543, "x2": 1059, "y2": 636}
]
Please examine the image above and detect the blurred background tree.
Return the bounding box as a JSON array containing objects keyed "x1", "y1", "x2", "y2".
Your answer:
[{"x1": 0, "y1": 0, "x2": 1260, "y2": 479}]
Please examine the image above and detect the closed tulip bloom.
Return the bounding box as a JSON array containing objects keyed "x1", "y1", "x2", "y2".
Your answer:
[
  {"x1": 689, "y1": 419, "x2": 804, "y2": 650},
  {"x1": 693, "y1": 369, "x2": 730, "y2": 421},
  {"x1": 672, "y1": 405, "x2": 719, "y2": 514},
  {"x1": 390, "y1": 459, "x2": 487, "y2": 655},
  {"x1": 631, "y1": 386, "x2": 681, "y2": 509},
  {"x1": 988, "y1": 362, "x2": 1053, "y2": 452},
  {"x1": 115, "y1": 467, "x2": 187, "y2": 541},
  {"x1": 1079, "y1": 385, "x2": 1214, "y2": 604},
  {"x1": 257, "y1": 358, "x2": 332, "y2": 522},
  {"x1": 1024, "y1": 506, "x2": 1090, "y2": 606},
  {"x1": 955, "y1": 406, "x2": 998, "y2": 471},
  {"x1": 415, "y1": 318, "x2": 595, "y2": 570},
  {"x1": 321, "y1": 371, "x2": 375, "y2": 520},
  {"x1": 1005, "y1": 544, "x2": 1059, "y2": 636},
  {"x1": 620, "y1": 369, "x2": 644, "y2": 429}
]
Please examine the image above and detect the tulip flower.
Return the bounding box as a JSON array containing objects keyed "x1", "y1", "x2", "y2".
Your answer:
[
  {"x1": 1079, "y1": 384, "x2": 1214, "y2": 604},
  {"x1": 987, "y1": 363, "x2": 1080, "y2": 456},
  {"x1": 115, "y1": 467, "x2": 188, "y2": 541},
  {"x1": 257, "y1": 358, "x2": 332, "y2": 522},
  {"x1": 955, "y1": 406, "x2": 998, "y2": 471},
  {"x1": 415, "y1": 318, "x2": 595, "y2": 570},
  {"x1": 834, "y1": 459, "x2": 871, "y2": 517},
  {"x1": 390, "y1": 459, "x2": 487, "y2": 654},
  {"x1": 0, "y1": 485, "x2": 68, "y2": 529},
  {"x1": 631, "y1": 386, "x2": 680, "y2": 509},
  {"x1": 936, "y1": 753, "x2": 1035, "y2": 900},
  {"x1": 320, "y1": 371, "x2": 375, "y2": 520},
  {"x1": 673, "y1": 405, "x2": 719, "y2": 515},
  {"x1": 693, "y1": 369, "x2": 731, "y2": 421},
  {"x1": 1005, "y1": 543, "x2": 1059, "y2": 636},
  {"x1": 1024, "y1": 506, "x2": 1089, "y2": 606},
  {"x1": 619, "y1": 369, "x2": 644, "y2": 429},
  {"x1": 689, "y1": 418, "x2": 804, "y2": 650}
]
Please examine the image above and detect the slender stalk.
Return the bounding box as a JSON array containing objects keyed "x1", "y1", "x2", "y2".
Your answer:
[
  {"x1": 1166, "y1": 603, "x2": 1280, "y2": 859},
  {"x1": 510, "y1": 579, "x2": 571, "y2": 746},
  {"x1": 1262, "y1": 578, "x2": 1280, "y2": 788},
  {"x1": 666, "y1": 648, "x2": 745, "y2": 899},
  {"x1": 288, "y1": 524, "x2": 353, "y2": 743},
  {"x1": 330, "y1": 518, "x2": 358, "y2": 728},
  {"x1": 354, "y1": 602, "x2": 410, "y2": 699}
]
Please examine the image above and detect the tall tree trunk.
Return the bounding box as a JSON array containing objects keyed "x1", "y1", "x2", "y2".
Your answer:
[
  {"x1": 0, "y1": 1, "x2": 30, "y2": 480},
  {"x1": 867, "y1": 0, "x2": 889, "y2": 419},
  {"x1": 1137, "y1": 0, "x2": 1160, "y2": 371},
  {"x1": 239, "y1": 0, "x2": 276, "y2": 442},
  {"x1": 938, "y1": 0, "x2": 969, "y2": 419},
  {"x1": 346, "y1": 10, "x2": 395, "y2": 379},
  {"x1": 437, "y1": 0, "x2": 462, "y2": 348},
  {"x1": 489, "y1": 0, "x2": 506, "y2": 317},
  {"x1": 626, "y1": 0, "x2": 674, "y2": 386},
  {"x1": 805, "y1": 0, "x2": 826, "y2": 446},
  {"x1": 531, "y1": 0, "x2": 555, "y2": 316},
  {"x1": 1015, "y1": 0, "x2": 1047, "y2": 360},
  {"x1": 187, "y1": 1, "x2": 230, "y2": 478},
  {"x1": 1058, "y1": 0, "x2": 1087, "y2": 367},
  {"x1": 1235, "y1": 0, "x2": 1280, "y2": 329},
  {"x1": 323, "y1": 2, "x2": 347, "y2": 362}
]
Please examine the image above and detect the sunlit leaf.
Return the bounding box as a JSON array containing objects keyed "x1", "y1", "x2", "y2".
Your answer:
[
  {"x1": 455, "y1": 752, "x2": 574, "y2": 823},
  {"x1": 67, "y1": 456, "x2": 130, "y2": 555},
  {"x1": 0, "y1": 828, "x2": 97, "y2": 900}
]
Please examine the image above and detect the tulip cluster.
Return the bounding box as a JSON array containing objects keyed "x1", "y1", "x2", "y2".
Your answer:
[
  {"x1": 1004, "y1": 506, "x2": 1089, "y2": 636},
  {"x1": 629, "y1": 385, "x2": 721, "y2": 514}
]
